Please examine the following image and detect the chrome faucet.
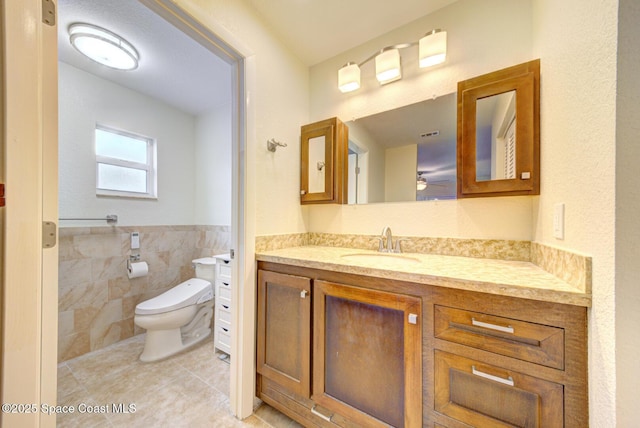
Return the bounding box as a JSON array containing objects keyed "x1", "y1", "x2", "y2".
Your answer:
[
  {"x1": 380, "y1": 226, "x2": 393, "y2": 252},
  {"x1": 378, "y1": 226, "x2": 405, "y2": 253}
]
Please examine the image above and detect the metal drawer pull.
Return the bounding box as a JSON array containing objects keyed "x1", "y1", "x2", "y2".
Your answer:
[
  {"x1": 300, "y1": 290, "x2": 309, "y2": 299},
  {"x1": 311, "y1": 405, "x2": 332, "y2": 422},
  {"x1": 472, "y1": 318, "x2": 514, "y2": 334},
  {"x1": 472, "y1": 365, "x2": 514, "y2": 386}
]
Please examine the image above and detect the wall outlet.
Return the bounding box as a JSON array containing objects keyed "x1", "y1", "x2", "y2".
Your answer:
[{"x1": 553, "y1": 204, "x2": 565, "y2": 240}]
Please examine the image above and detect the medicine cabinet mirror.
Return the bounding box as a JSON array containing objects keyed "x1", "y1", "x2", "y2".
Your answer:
[
  {"x1": 300, "y1": 117, "x2": 348, "y2": 204},
  {"x1": 457, "y1": 59, "x2": 540, "y2": 198}
]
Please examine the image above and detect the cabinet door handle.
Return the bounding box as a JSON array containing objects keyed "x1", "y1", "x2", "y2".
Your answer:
[
  {"x1": 472, "y1": 365, "x2": 514, "y2": 386},
  {"x1": 300, "y1": 290, "x2": 308, "y2": 299},
  {"x1": 310, "y1": 405, "x2": 332, "y2": 422},
  {"x1": 472, "y1": 318, "x2": 514, "y2": 334}
]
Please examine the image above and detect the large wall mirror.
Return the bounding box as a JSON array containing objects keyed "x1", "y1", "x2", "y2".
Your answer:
[
  {"x1": 457, "y1": 59, "x2": 540, "y2": 198},
  {"x1": 346, "y1": 93, "x2": 458, "y2": 204}
]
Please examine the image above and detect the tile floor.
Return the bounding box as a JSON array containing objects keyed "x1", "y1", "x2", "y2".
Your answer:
[{"x1": 57, "y1": 334, "x2": 301, "y2": 427}]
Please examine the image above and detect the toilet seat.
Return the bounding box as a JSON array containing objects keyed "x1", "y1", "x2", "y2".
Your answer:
[{"x1": 135, "y1": 278, "x2": 213, "y2": 316}]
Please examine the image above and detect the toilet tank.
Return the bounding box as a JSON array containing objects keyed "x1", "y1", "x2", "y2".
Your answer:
[{"x1": 192, "y1": 257, "x2": 217, "y2": 283}]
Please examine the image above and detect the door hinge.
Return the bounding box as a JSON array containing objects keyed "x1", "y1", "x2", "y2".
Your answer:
[
  {"x1": 42, "y1": 0, "x2": 56, "y2": 26},
  {"x1": 0, "y1": 183, "x2": 5, "y2": 207},
  {"x1": 42, "y1": 221, "x2": 57, "y2": 249}
]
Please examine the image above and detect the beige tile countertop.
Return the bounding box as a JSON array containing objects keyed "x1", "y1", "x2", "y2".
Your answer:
[{"x1": 256, "y1": 246, "x2": 591, "y2": 307}]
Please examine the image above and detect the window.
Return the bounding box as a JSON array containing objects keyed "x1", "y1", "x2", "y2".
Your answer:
[{"x1": 95, "y1": 125, "x2": 157, "y2": 198}]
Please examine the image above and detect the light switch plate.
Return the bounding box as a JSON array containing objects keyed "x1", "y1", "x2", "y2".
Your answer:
[
  {"x1": 553, "y1": 204, "x2": 565, "y2": 240},
  {"x1": 131, "y1": 232, "x2": 140, "y2": 249}
]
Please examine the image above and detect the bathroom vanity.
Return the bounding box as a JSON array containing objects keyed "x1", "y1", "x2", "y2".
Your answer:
[{"x1": 255, "y1": 247, "x2": 589, "y2": 427}]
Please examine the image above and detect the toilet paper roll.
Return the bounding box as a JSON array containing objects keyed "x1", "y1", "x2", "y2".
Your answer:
[{"x1": 127, "y1": 261, "x2": 148, "y2": 279}]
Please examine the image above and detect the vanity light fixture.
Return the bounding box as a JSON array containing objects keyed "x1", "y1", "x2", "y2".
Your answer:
[
  {"x1": 375, "y1": 47, "x2": 402, "y2": 84},
  {"x1": 69, "y1": 23, "x2": 139, "y2": 71},
  {"x1": 419, "y1": 29, "x2": 447, "y2": 68},
  {"x1": 338, "y1": 29, "x2": 447, "y2": 93}
]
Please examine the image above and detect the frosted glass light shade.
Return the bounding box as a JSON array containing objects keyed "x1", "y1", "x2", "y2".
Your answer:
[
  {"x1": 419, "y1": 30, "x2": 447, "y2": 68},
  {"x1": 375, "y1": 49, "x2": 401, "y2": 84},
  {"x1": 338, "y1": 63, "x2": 361, "y2": 93},
  {"x1": 69, "y1": 23, "x2": 139, "y2": 70}
]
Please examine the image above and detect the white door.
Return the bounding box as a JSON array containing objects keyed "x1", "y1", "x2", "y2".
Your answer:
[{"x1": 1, "y1": 1, "x2": 58, "y2": 427}]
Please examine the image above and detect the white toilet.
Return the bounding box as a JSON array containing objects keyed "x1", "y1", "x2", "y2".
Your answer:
[{"x1": 134, "y1": 257, "x2": 217, "y2": 362}]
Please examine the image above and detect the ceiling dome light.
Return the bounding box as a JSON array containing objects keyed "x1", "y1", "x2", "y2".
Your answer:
[{"x1": 69, "y1": 23, "x2": 139, "y2": 71}]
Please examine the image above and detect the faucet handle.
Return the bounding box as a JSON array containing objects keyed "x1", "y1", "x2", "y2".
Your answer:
[
  {"x1": 377, "y1": 237, "x2": 386, "y2": 252},
  {"x1": 393, "y1": 238, "x2": 408, "y2": 253}
]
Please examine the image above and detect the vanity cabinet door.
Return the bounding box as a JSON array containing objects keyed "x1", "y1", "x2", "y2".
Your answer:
[
  {"x1": 313, "y1": 280, "x2": 422, "y2": 428},
  {"x1": 257, "y1": 270, "x2": 312, "y2": 398}
]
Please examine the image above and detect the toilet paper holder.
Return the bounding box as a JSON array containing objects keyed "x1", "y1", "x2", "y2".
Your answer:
[{"x1": 128, "y1": 254, "x2": 140, "y2": 270}]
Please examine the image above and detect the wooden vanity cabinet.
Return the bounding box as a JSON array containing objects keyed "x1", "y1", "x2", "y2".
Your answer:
[
  {"x1": 256, "y1": 264, "x2": 422, "y2": 427},
  {"x1": 427, "y1": 288, "x2": 588, "y2": 428},
  {"x1": 256, "y1": 262, "x2": 588, "y2": 428}
]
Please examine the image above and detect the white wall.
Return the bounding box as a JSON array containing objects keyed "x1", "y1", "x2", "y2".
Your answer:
[
  {"x1": 195, "y1": 104, "x2": 232, "y2": 225},
  {"x1": 308, "y1": 0, "x2": 534, "y2": 239},
  {"x1": 531, "y1": 1, "x2": 619, "y2": 426},
  {"x1": 173, "y1": 0, "x2": 310, "y2": 236},
  {"x1": 59, "y1": 62, "x2": 197, "y2": 226},
  {"x1": 614, "y1": 0, "x2": 639, "y2": 425},
  {"x1": 385, "y1": 144, "x2": 417, "y2": 202}
]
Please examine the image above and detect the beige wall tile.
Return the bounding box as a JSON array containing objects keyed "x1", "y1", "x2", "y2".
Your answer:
[{"x1": 58, "y1": 225, "x2": 230, "y2": 361}]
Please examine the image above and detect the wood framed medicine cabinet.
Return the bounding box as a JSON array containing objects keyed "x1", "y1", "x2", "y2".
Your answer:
[
  {"x1": 457, "y1": 59, "x2": 540, "y2": 198},
  {"x1": 300, "y1": 117, "x2": 348, "y2": 204}
]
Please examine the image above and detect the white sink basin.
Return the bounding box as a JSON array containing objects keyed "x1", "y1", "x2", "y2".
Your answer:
[{"x1": 340, "y1": 253, "x2": 421, "y2": 266}]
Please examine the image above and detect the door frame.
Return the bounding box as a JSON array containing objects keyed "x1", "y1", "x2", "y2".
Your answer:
[
  {"x1": 1, "y1": 0, "x2": 257, "y2": 425},
  {"x1": 140, "y1": 0, "x2": 257, "y2": 419},
  {"x1": 1, "y1": 1, "x2": 58, "y2": 426}
]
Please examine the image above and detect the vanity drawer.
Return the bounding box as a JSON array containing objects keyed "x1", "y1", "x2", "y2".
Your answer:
[
  {"x1": 217, "y1": 278, "x2": 231, "y2": 291},
  {"x1": 216, "y1": 324, "x2": 232, "y2": 353},
  {"x1": 217, "y1": 285, "x2": 231, "y2": 301},
  {"x1": 434, "y1": 350, "x2": 563, "y2": 428},
  {"x1": 217, "y1": 261, "x2": 231, "y2": 280},
  {"x1": 218, "y1": 297, "x2": 231, "y2": 313},
  {"x1": 218, "y1": 306, "x2": 231, "y2": 325},
  {"x1": 434, "y1": 305, "x2": 564, "y2": 369}
]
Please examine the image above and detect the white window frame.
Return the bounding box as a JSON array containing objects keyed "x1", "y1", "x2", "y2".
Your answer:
[{"x1": 95, "y1": 124, "x2": 157, "y2": 199}]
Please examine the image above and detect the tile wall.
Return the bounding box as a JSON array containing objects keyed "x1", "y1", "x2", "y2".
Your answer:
[{"x1": 58, "y1": 225, "x2": 230, "y2": 362}]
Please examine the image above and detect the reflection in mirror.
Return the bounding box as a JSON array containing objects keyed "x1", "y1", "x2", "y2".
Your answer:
[
  {"x1": 308, "y1": 135, "x2": 327, "y2": 193},
  {"x1": 346, "y1": 93, "x2": 457, "y2": 204},
  {"x1": 476, "y1": 90, "x2": 516, "y2": 181}
]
